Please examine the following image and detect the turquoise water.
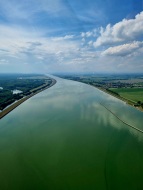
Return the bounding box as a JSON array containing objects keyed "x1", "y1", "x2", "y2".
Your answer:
[{"x1": 0, "y1": 76, "x2": 143, "y2": 190}]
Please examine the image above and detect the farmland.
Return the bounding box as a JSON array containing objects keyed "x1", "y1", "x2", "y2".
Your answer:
[
  {"x1": 56, "y1": 73, "x2": 143, "y2": 111},
  {"x1": 109, "y1": 88, "x2": 143, "y2": 103}
]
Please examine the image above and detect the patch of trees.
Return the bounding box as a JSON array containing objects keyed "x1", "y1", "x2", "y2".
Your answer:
[
  {"x1": 134, "y1": 101, "x2": 143, "y2": 108},
  {"x1": 106, "y1": 89, "x2": 120, "y2": 96},
  {"x1": 0, "y1": 74, "x2": 52, "y2": 110}
]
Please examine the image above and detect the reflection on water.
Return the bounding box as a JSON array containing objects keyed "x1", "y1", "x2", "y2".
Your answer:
[{"x1": 0, "y1": 76, "x2": 143, "y2": 190}]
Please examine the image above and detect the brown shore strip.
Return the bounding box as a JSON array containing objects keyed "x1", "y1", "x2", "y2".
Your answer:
[
  {"x1": 91, "y1": 85, "x2": 143, "y2": 113},
  {"x1": 0, "y1": 78, "x2": 56, "y2": 119}
]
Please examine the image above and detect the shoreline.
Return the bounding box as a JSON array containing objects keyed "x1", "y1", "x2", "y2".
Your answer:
[
  {"x1": 56, "y1": 77, "x2": 143, "y2": 113},
  {"x1": 0, "y1": 78, "x2": 56, "y2": 119},
  {"x1": 91, "y1": 85, "x2": 143, "y2": 113}
]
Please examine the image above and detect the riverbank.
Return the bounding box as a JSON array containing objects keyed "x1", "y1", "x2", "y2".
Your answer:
[
  {"x1": 92, "y1": 85, "x2": 143, "y2": 113},
  {"x1": 0, "y1": 78, "x2": 56, "y2": 119}
]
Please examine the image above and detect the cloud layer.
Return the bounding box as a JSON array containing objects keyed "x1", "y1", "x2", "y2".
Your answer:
[
  {"x1": 94, "y1": 11, "x2": 143, "y2": 47},
  {"x1": 103, "y1": 41, "x2": 143, "y2": 56},
  {"x1": 0, "y1": 0, "x2": 143, "y2": 73}
]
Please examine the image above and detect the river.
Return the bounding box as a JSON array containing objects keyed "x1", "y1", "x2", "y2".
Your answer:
[{"x1": 0, "y1": 76, "x2": 143, "y2": 190}]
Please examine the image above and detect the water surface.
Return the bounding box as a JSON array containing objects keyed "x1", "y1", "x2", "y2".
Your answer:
[{"x1": 0, "y1": 76, "x2": 143, "y2": 190}]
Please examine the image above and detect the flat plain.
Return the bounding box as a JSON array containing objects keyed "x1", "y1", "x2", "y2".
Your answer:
[{"x1": 110, "y1": 88, "x2": 143, "y2": 102}]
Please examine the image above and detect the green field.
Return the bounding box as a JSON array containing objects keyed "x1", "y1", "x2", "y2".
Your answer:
[{"x1": 110, "y1": 88, "x2": 143, "y2": 103}]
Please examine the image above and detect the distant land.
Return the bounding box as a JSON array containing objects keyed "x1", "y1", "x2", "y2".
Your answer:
[
  {"x1": 56, "y1": 73, "x2": 143, "y2": 112},
  {"x1": 0, "y1": 74, "x2": 56, "y2": 119},
  {"x1": 1, "y1": 72, "x2": 143, "y2": 119}
]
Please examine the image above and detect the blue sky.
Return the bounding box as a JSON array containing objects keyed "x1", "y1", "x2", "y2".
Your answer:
[{"x1": 0, "y1": 0, "x2": 143, "y2": 73}]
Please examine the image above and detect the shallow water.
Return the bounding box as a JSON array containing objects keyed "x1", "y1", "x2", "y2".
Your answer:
[{"x1": 0, "y1": 76, "x2": 143, "y2": 190}]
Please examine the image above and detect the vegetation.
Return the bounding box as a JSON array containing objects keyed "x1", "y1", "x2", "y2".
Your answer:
[
  {"x1": 56, "y1": 73, "x2": 143, "y2": 111},
  {"x1": 110, "y1": 88, "x2": 143, "y2": 108},
  {"x1": 0, "y1": 74, "x2": 52, "y2": 110}
]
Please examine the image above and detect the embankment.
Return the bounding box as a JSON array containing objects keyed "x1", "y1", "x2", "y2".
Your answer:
[{"x1": 0, "y1": 78, "x2": 56, "y2": 119}]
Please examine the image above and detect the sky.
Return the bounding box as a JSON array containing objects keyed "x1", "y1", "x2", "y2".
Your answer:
[{"x1": 0, "y1": 0, "x2": 143, "y2": 73}]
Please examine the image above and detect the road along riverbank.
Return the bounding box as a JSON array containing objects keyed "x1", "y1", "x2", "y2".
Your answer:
[{"x1": 0, "y1": 78, "x2": 56, "y2": 119}]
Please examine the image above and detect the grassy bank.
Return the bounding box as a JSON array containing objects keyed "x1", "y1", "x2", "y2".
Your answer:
[
  {"x1": 92, "y1": 86, "x2": 143, "y2": 112},
  {"x1": 109, "y1": 88, "x2": 143, "y2": 102}
]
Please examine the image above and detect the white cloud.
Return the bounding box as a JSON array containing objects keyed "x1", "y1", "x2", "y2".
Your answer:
[
  {"x1": 52, "y1": 35, "x2": 75, "y2": 41},
  {"x1": 82, "y1": 38, "x2": 85, "y2": 42},
  {"x1": 81, "y1": 29, "x2": 97, "y2": 38},
  {"x1": 0, "y1": 24, "x2": 82, "y2": 73},
  {"x1": 94, "y1": 11, "x2": 143, "y2": 47},
  {"x1": 0, "y1": 59, "x2": 9, "y2": 65},
  {"x1": 88, "y1": 41, "x2": 93, "y2": 46},
  {"x1": 0, "y1": 9, "x2": 143, "y2": 73},
  {"x1": 85, "y1": 31, "x2": 93, "y2": 37},
  {"x1": 81, "y1": 32, "x2": 85, "y2": 38},
  {"x1": 102, "y1": 41, "x2": 143, "y2": 56}
]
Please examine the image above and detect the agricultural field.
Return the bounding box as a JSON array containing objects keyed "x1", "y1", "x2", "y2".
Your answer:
[
  {"x1": 57, "y1": 73, "x2": 143, "y2": 110},
  {"x1": 109, "y1": 88, "x2": 143, "y2": 103}
]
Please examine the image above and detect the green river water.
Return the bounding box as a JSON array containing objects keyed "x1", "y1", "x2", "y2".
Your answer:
[{"x1": 0, "y1": 76, "x2": 143, "y2": 190}]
